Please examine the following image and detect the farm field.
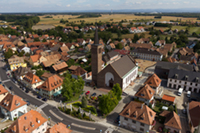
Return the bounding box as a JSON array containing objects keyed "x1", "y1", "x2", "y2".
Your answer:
[{"x1": 38, "y1": 14, "x2": 200, "y2": 26}]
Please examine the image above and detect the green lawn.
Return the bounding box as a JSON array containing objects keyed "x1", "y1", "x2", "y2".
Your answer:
[{"x1": 72, "y1": 101, "x2": 97, "y2": 115}]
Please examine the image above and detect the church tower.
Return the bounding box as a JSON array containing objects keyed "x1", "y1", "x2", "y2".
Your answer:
[{"x1": 91, "y1": 27, "x2": 102, "y2": 85}]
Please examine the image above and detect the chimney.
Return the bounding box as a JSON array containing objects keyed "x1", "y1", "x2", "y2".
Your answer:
[
  {"x1": 11, "y1": 125, "x2": 16, "y2": 132},
  {"x1": 30, "y1": 122, "x2": 34, "y2": 127}
]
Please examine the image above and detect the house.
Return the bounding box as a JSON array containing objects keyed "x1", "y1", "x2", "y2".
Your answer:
[
  {"x1": 123, "y1": 46, "x2": 130, "y2": 51},
  {"x1": 137, "y1": 26, "x2": 145, "y2": 32},
  {"x1": 131, "y1": 48, "x2": 163, "y2": 61},
  {"x1": 161, "y1": 94, "x2": 176, "y2": 105},
  {"x1": 65, "y1": 43, "x2": 75, "y2": 50},
  {"x1": 114, "y1": 49, "x2": 130, "y2": 56},
  {"x1": 187, "y1": 101, "x2": 200, "y2": 133},
  {"x1": 177, "y1": 47, "x2": 193, "y2": 56},
  {"x1": 121, "y1": 39, "x2": 127, "y2": 46},
  {"x1": 37, "y1": 74, "x2": 63, "y2": 99},
  {"x1": 32, "y1": 34, "x2": 39, "y2": 39},
  {"x1": 160, "y1": 111, "x2": 182, "y2": 133},
  {"x1": 77, "y1": 38, "x2": 86, "y2": 46},
  {"x1": 134, "y1": 84, "x2": 155, "y2": 107},
  {"x1": 167, "y1": 57, "x2": 177, "y2": 63},
  {"x1": 144, "y1": 73, "x2": 162, "y2": 95},
  {"x1": 130, "y1": 43, "x2": 153, "y2": 50},
  {"x1": 136, "y1": 38, "x2": 150, "y2": 44},
  {"x1": 46, "y1": 122, "x2": 72, "y2": 133},
  {"x1": 68, "y1": 66, "x2": 87, "y2": 79},
  {"x1": 155, "y1": 40, "x2": 166, "y2": 46},
  {"x1": 0, "y1": 94, "x2": 27, "y2": 121},
  {"x1": 129, "y1": 27, "x2": 138, "y2": 33},
  {"x1": 22, "y1": 72, "x2": 43, "y2": 90},
  {"x1": 42, "y1": 54, "x2": 62, "y2": 68},
  {"x1": 5, "y1": 110, "x2": 48, "y2": 133},
  {"x1": 155, "y1": 61, "x2": 194, "y2": 79},
  {"x1": 119, "y1": 101, "x2": 156, "y2": 132},
  {"x1": 8, "y1": 55, "x2": 27, "y2": 71},
  {"x1": 41, "y1": 72, "x2": 54, "y2": 80},
  {"x1": 85, "y1": 44, "x2": 92, "y2": 52},
  {"x1": 18, "y1": 46, "x2": 30, "y2": 54},
  {"x1": 0, "y1": 85, "x2": 8, "y2": 102},
  {"x1": 167, "y1": 68, "x2": 200, "y2": 93},
  {"x1": 106, "y1": 43, "x2": 116, "y2": 50},
  {"x1": 102, "y1": 50, "x2": 121, "y2": 65},
  {"x1": 51, "y1": 61, "x2": 68, "y2": 75},
  {"x1": 13, "y1": 67, "x2": 31, "y2": 81},
  {"x1": 59, "y1": 46, "x2": 69, "y2": 53},
  {"x1": 29, "y1": 55, "x2": 47, "y2": 66},
  {"x1": 2, "y1": 42, "x2": 16, "y2": 52}
]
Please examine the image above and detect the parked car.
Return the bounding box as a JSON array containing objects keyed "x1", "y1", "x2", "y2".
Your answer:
[
  {"x1": 91, "y1": 93, "x2": 97, "y2": 97},
  {"x1": 13, "y1": 79, "x2": 17, "y2": 84},
  {"x1": 9, "y1": 87, "x2": 12, "y2": 90},
  {"x1": 0, "y1": 81, "x2": 2, "y2": 85},
  {"x1": 177, "y1": 88, "x2": 183, "y2": 96},
  {"x1": 85, "y1": 91, "x2": 90, "y2": 95},
  {"x1": 22, "y1": 87, "x2": 26, "y2": 91},
  {"x1": 27, "y1": 101, "x2": 30, "y2": 106},
  {"x1": 37, "y1": 95, "x2": 42, "y2": 99},
  {"x1": 114, "y1": 115, "x2": 120, "y2": 124},
  {"x1": 25, "y1": 89, "x2": 29, "y2": 93},
  {"x1": 42, "y1": 98, "x2": 47, "y2": 101},
  {"x1": 187, "y1": 91, "x2": 191, "y2": 98},
  {"x1": 182, "y1": 109, "x2": 186, "y2": 114}
]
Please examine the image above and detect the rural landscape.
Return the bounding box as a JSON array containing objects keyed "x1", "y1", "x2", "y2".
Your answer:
[{"x1": 1, "y1": 1, "x2": 200, "y2": 133}]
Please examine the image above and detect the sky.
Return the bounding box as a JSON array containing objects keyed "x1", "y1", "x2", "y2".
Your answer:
[{"x1": 0, "y1": 0, "x2": 199, "y2": 12}]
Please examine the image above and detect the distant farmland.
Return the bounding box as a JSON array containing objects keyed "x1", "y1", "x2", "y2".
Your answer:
[{"x1": 32, "y1": 24, "x2": 55, "y2": 30}]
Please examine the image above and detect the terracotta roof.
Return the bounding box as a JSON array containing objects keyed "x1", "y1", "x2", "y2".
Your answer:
[
  {"x1": 60, "y1": 46, "x2": 69, "y2": 52},
  {"x1": 130, "y1": 43, "x2": 153, "y2": 49},
  {"x1": 0, "y1": 85, "x2": 8, "y2": 95},
  {"x1": 2, "y1": 42, "x2": 15, "y2": 49},
  {"x1": 30, "y1": 47, "x2": 38, "y2": 52},
  {"x1": 69, "y1": 65, "x2": 87, "y2": 76},
  {"x1": 109, "y1": 43, "x2": 116, "y2": 49},
  {"x1": 119, "y1": 101, "x2": 156, "y2": 125},
  {"x1": 5, "y1": 110, "x2": 47, "y2": 133},
  {"x1": 47, "y1": 122, "x2": 72, "y2": 133},
  {"x1": 114, "y1": 49, "x2": 130, "y2": 55},
  {"x1": 189, "y1": 101, "x2": 200, "y2": 127},
  {"x1": 135, "y1": 84, "x2": 155, "y2": 100},
  {"x1": 167, "y1": 57, "x2": 177, "y2": 63},
  {"x1": 178, "y1": 47, "x2": 193, "y2": 56},
  {"x1": 8, "y1": 55, "x2": 24, "y2": 65},
  {"x1": 38, "y1": 74, "x2": 63, "y2": 91},
  {"x1": 124, "y1": 46, "x2": 130, "y2": 51},
  {"x1": 0, "y1": 94, "x2": 27, "y2": 112},
  {"x1": 160, "y1": 111, "x2": 182, "y2": 130},
  {"x1": 52, "y1": 62, "x2": 68, "y2": 71},
  {"x1": 130, "y1": 27, "x2": 137, "y2": 31},
  {"x1": 32, "y1": 34, "x2": 39, "y2": 38},
  {"x1": 23, "y1": 72, "x2": 42, "y2": 85},
  {"x1": 27, "y1": 42, "x2": 43, "y2": 47},
  {"x1": 144, "y1": 74, "x2": 161, "y2": 87},
  {"x1": 162, "y1": 94, "x2": 175, "y2": 103},
  {"x1": 43, "y1": 54, "x2": 62, "y2": 67},
  {"x1": 30, "y1": 55, "x2": 41, "y2": 63},
  {"x1": 41, "y1": 72, "x2": 54, "y2": 79}
]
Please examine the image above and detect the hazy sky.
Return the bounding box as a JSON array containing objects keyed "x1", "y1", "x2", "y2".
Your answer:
[{"x1": 0, "y1": 0, "x2": 199, "y2": 12}]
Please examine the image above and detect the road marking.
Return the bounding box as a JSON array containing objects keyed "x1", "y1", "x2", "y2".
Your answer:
[
  {"x1": 49, "y1": 110, "x2": 63, "y2": 121},
  {"x1": 38, "y1": 103, "x2": 48, "y2": 109},
  {"x1": 71, "y1": 123, "x2": 96, "y2": 130},
  {"x1": 2, "y1": 79, "x2": 10, "y2": 83}
]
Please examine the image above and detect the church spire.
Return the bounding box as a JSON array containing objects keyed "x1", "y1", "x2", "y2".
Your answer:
[{"x1": 94, "y1": 25, "x2": 99, "y2": 44}]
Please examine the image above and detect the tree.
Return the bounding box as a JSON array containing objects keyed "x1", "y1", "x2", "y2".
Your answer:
[
  {"x1": 34, "y1": 38, "x2": 40, "y2": 42},
  {"x1": 36, "y1": 70, "x2": 45, "y2": 77},
  {"x1": 117, "y1": 31, "x2": 122, "y2": 39},
  {"x1": 18, "y1": 50, "x2": 25, "y2": 57},
  {"x1": 42, "y1": 39, "x2": 47, "y2": 42},
  {"x1": 98, "y1": 91, "x2": 118, "y2": 115},
  {"x1": 4, "y1": 48, "x2": 13, "y2": 59},
  {"x1": 132, "y1": 34, "x2": 139, "y2": 43},
  {"x1": 81, "y1": 96, "x2": 87, "y2": 108},
  {"x1": 98, "y1": 31, "x2": 113, "y2": 43},
  {"x1": 116, "y1": 43, "x2": 123, "y2": 50},
  {"x1": 194, "y1": 41, "x2": 200, "y2": 52},
  {"x1": 139, "y1": 33, "x2": 145, "y2": 38},
  {"x1": 112, "y1": 83, "x2": 122, "y2": 101}
]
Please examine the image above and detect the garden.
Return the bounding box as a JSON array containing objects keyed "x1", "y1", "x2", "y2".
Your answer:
[{"x1": 71, "y1": 101, "x2": 97, "y2": 115}]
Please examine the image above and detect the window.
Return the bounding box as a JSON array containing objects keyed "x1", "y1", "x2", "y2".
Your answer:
[
  {"x1": 140, "y1": 123, "x2": 144, "y2": 126},
  {"x1": 124, "y1": 117, "x2": 128, "y2": 121},
  {"x1": 179, "y1": 81, "x2": 181, "y2": 83},
  {"x1": 170, "y1": 79, "x2": 172, "y2": 82},
  {"x1": 185, "y1": 82, "x2": 187, "y2": 85},
  {"x1": 190, "y1": 83, "x2": 192, "y2": 85},
  {"x1": 196, "y1": 84, "x2": 198, "y2": 86},
  {"x1": 42, "y1": 129, "x2": 45, "y2": 131},
  {"x1": 140, "y1": 128, "x2": 144, "y2": 131},
  {"x1": 175, "y1": 80, "x2": 177, "y2": 82}
]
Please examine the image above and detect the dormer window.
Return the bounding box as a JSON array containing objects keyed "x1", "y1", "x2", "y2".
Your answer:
[
  {"x1": 196, "y1": 77, "x2": 199, "y2": 82},
  {"x1": 141, "y1": 94, "x2": 144, "y2": 96},
  {"x1": 185, "y1": 75, "x2": 188, "y2": 80},
  {"x1": 175, "y1": 74, "x2": 178, "y2": 79}
]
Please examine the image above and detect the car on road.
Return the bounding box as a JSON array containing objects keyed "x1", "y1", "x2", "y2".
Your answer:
[
  {"x1": 12, "y1": 79, "x2": 17, "y2": 84},
  {"x1": 182, "y1": 109, "x2": 186, "y2": 114},
  {"x1": 0, "y1": 81, "x2": 2, "y2": 85},
  {"x1": 26, "y1": 101, "x2": 30, "y2": 106},
  {"x1": 9, "y1": 87, "x2": 12, "y2": 90},
  {"x1": 25, "y1": 89, "x2": 29, "y2": 93},
  {"x1": 177, "y1": 88, "x2": 183, "y2": 96},
  {"x1": 42, "y1": 98, "x2": 47, "y2": 101},
  {"x1": 85, "y1": 91, "x2": 90, "y2": 95},
  {"x1": 37, "y1": 95, "x2": 42, "y2": 99},
  {"x1": 91, "y1": 93, "x2": 97, "y2": 97},
  {"x1": 114, "y1": 115, "x2": 120, "y2": 124}
]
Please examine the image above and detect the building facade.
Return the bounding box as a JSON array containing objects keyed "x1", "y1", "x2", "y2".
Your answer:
[{"x1": 8, "y1": 55, "x2": 27, "y2": 71}]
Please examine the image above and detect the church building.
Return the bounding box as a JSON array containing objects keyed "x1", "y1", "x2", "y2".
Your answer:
[{"x1": 91, "y1": 28, "x2": 138, "y2": 90}]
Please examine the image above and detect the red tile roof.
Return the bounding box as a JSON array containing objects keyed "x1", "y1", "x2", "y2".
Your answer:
[
  {"x1": 135, "y1": 84, "x2": 155, "y2": 100},
  {"x1": 162, "y1": 94, "x2": 175, "y2": 103},
  {"x1": 23, "y1": 72, "x2": 42, "y2": 85},
  {"x1": 47, "y1": 122, "x2": 72, "y2": 133},
  {"x1": 189, "y1": 101, "x2": 200, "y2": 127},
  {"x1": 0, "y1": 85, "x2": 8, "y2": 95},
  {"x1": 0, "y1": 94, "x2": 27, "y2": 112},
  {"x1": 144, "y1": 74, "x2": 161, "y2": 87}
]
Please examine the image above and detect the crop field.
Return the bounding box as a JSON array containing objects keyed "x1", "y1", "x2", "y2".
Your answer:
[{"x1": 38, "y1": 14, "x2": 200, "y2": 27}]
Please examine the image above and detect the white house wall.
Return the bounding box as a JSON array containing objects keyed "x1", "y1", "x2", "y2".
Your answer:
[{"x1": 122, "y1": 67, "x2": 138, "y2": 90}]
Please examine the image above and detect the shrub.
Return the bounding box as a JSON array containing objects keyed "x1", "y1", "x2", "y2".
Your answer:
[
  {"x1": 66, "y1": 109, "x2": 71, "y2": 114},
  {"x1": 168, "y1": 105, "x2": 174, "y2": 112},
  {"x1": 83, "y1": 113, "x2": 86, "y2": 118}
]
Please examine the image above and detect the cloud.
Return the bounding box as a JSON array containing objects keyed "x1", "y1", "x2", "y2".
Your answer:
[
  {"x1": 105, "y1": 4, "x2": 110, "y2": 7},
  {"x1": 113, "y1": 0, "x2": 120, "y2": 2},
  {"x1": 66, "y1": 4, "x2": 71, "y2": 7}
]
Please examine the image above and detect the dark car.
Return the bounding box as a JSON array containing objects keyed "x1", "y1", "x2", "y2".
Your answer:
[
  {"x1": 37, "y1": 95, "x2": 42, "y2": 99},
  {"x1": 25, "y1": 89, "x2": 29, "y2": 93},
  {"x1": 27, "y1": 101, "x2": 30, "y2": 106},
  {"x1": 0, "y1": 81, "x2": 2, "y2": 84},
  {"x1": 42, "y1": 98, "x2": 47, "y2": 101},
  {"x1": 2, "y1": 84, "x2": 5, "y2": 87},
  {"x1": 91, "y1": 93, "x2": 97, "y2": 97},
  {"x1": 9, "y1": 87, "x2": 12, "y2": 90},
  {"x1": 115, "y1": 115, "x2": 120, "y2": 124}
]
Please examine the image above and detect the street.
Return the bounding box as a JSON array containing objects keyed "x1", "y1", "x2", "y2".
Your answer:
[{"x1": 0, "y1": 53, "x2": 120, "y2": 133}]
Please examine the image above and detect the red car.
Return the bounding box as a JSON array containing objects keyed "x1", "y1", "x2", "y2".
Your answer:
[{"x1": 85, "y1": 91, "x2": 90, "y2": 95}]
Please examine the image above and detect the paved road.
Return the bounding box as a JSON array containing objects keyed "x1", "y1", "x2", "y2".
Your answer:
[{"x1": 0, "y1": 58, "x2": 120, "y2": 133}]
